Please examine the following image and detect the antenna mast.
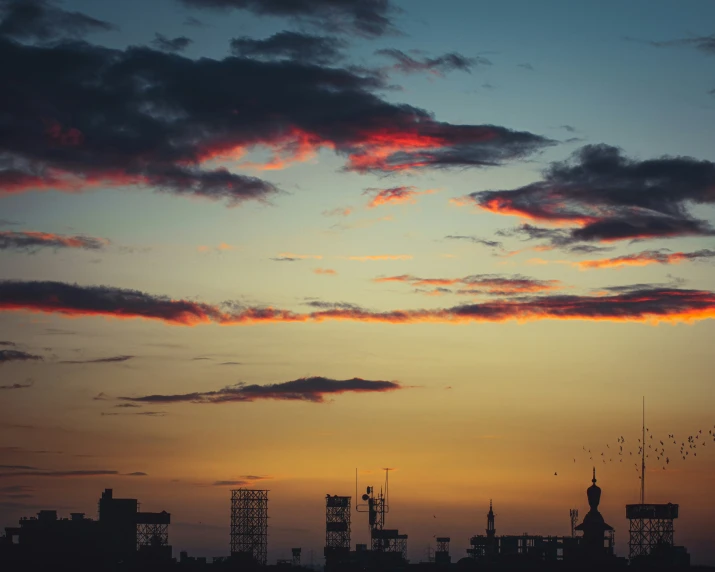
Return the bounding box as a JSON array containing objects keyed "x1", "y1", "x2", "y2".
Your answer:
[{"x1": 641, "y1": 396, "x2": 645, "y2": 504}]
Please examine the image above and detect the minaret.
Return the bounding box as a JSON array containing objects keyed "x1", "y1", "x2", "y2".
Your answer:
[
  {"x1": 486, "y1": 500, "x2": 495, "y2": 538},
  {"x1": 575, "y1": 468, "x2": 613, "y2": 560}
]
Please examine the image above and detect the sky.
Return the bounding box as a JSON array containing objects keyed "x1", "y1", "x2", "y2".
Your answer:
[{"x1": 1, "y1": 0, "x2": 715, "y2": 565}]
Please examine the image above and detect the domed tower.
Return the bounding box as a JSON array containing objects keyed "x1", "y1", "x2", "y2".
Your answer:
[{"x1": 575, "y1": 468, "x2": 613, "y2": 559}]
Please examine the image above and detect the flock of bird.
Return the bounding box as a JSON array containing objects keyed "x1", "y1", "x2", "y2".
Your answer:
[{"x1": 553, "y1": 424, "x2": 715, "y2": 478}]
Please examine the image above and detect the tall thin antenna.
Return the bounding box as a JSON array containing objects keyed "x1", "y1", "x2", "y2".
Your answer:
[{"x1": 641, "y1": 396, "x2": 645, "y2": 504}]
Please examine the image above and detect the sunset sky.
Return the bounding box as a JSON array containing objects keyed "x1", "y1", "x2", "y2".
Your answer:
[{"x1": 2, "y1": 0, "x2": 715, "y2": 565}]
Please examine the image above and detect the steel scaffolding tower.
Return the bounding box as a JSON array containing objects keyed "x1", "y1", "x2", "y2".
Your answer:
[
  {"x1": 136, "y1": 511, "x2": 170, "y2": 549},
  {"x1": 325, "y1": 495, "x2": 351, "y2": 552},
  {"x1": 230, "y1": 489, "x2": 269, "y2": 566},
  {"x1": 626, "y1": 504, "x2": 678, "y2": 559}
]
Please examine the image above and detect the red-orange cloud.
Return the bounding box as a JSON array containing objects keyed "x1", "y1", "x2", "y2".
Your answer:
[
  {"x1": 3, "y1": 280, "x2": 715, "y2": 326},
  {"x1": 365, "y1": 186, "x2": 437, "y2": 208},
  {"x1": 313, "y1": 268, "x2": 337, "y2": 275},
  {"x1": 577, "y1": 249, "x2": 715, "y2": 270}
]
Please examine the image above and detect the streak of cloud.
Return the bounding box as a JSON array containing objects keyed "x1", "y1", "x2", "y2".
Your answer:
[
  {"x1": 0, "y1": 231, "x2": 108, "y2": 252},
  {"x1": 119, "y1": 376, "x2": 404, "y2": 404},
  {"x1": 4, "y1": 280, "x2": 715, "y2": 325}
]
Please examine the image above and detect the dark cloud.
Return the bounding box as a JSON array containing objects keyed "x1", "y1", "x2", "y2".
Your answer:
[
  {"x1": 219, "y1": 361, "x2": 242, "y2": 366},
  {"x1": 183, "y1": 16, "x2": 203, "y2": 27},
  {"x1": 444, "y1": 235, "x2": 503, "y2": 249},
  {"x1": 0, "y1": 464, "x2": 40, "y2": 470},
  {"x1": 230, "y1": 31, "x2": 346, "y2": 65},
  {"x1": 213, "y1": 480, "x2": 249, "y2": 486},
  {"x1": 151, "y1": 33, "x2": 192, "y2": 52},
  {"x1": 0, "y1": 485, "x2": 34, "y2": 493},
  {"x1": 0, "y1": 340, "x2": 16, "y2": 346},
  {"x1": 567, "y1": 244, "x2": 614, "y2": 254},
  {"x1": 634, "y1": 34, "x2": 715, "y2": 55},
  {"x1": 374, "y1": 273, "x2": 561, "y2": 295},
  {"x1": 0, "y1": 35, "x2": 550, "y2": 201},
  {"x1": 0, "y1": 0, "x2": 115, "y2": 42},
  {"x1": 113, "y1": 403, "x2": 141, "y2": 408},
  {"x1": 305, "y1": 301, "x2": 365, "y2": 311},
  {"x1": 93, "y1": 392, "x2": 109, "y2": 401},
  {"x1": 0, "y1": 379, "x2": 33, "y2": 390},
  {"x1": 517, "y1": 62, "x2": 534, "y2": 70},
  {"x1": 0, "y1": 230, "x2": 108, "y2": 252},
  {"x1": 270, "y1": 257, "x2": 301, "y2": 262},
  {"x1": 0, "y1": 349, "x2": 42, "y2": 364},
  {"x1": 5, "y1": 278, "x2": 715, "y2": 326},
  {"x1": 0, "y1": 280, "x2": 227, "y2": 325},
  {"x1": 59, "y1": 355, "x2": 134, "y2": 364},
  {"x1": 561, "y1": 125, "x2": 576, "y2": 133},
  {"x1": 0, "y1": 470, "x2": 120, "y2": 478},
  {"x1": 178, "y1": 0, "x2": 398, "y2": 37},
  {"x1": 469, "y1": 144, "x2": 715, "y2": 244},
  {"x1": 119, "y1": 376, "x2": 404, "y2": 404},
  {"x1": 375, "y1": 48, "x2": 489, "y2": 76},
  {"x1": 126, "y1": 471, "x2": 147, "y2": 476}
]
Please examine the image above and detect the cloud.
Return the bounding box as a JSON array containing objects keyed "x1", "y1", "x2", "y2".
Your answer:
[
  {"x1": 373, "y1": 273, "x2": 561, "y2": 295},
  {"x1": 119, "y1": 376, "x2": 404, "y2": 404},
  {"x1": 271, "y1": 253, "x2": 322, "y2": 262},
  {"x1": 0, "y1": 231, "x2": 108, "y2": 252},
  {"x1": 0, "y1": 485, "x2": 34, "y2": 493},
  {"x1": 444, "y1": 235, "x2": 503, "y2": 249},
  {"x1": 322, "y1": 207, "x2": 353, "y2": 217},
  {"x1": 178, "y1": 0, "x2": 399, "y2": 37},
  {"x1": 365, "y1": 186, "x2": 436, "y2": 207},
  {"x1": 517, "y1": 62, "x2": 534, "y2": 70},
  {"x1": 0, "y1": 464, "x2": 40, "y2": 470},
  {"x1": 0, "y1": 470, "x2": 120, "y2": 478},
  {"x1": 114, "y1": 403, "x2": 141, "y2": 408},
  {"x1": 345, "y1": 254, "x2": 412, "y2": 261},
  {"x1": 197, "y1": 242, "x2": 237, "y2": 253},
  {"x1": 0, "y1": 349, "x2": 42, "y2": 364},
  {"x1": 219, "y1": 361, "x2": 241, "y2": 366},
  {"x1": 465, "y1": 144, "x2": 715, "y2": 244},
  {"x1": 213, "y1": 475, "x2": 269, "y2": 486},
  {"x1": 0, "y1": 280, "x2": 228, "y2": 325},
  {"x1": 0, "y1": 37, "x2": 551, "y2": 202},
  {"x1": 313, "y1": 268, "x2": 337, "y2": 275},
  {"x1": 6, "y1": 279, "x2": 715, "y2": 326},
  {"x1": 230, "y1": 31, "x2": 346, "y2": 65},
  {"x1": 0, "y1": 341, "x2": 16, "y2": 346},
  {"x1": 575, "y1": 249, "x2": 715, "y2": 270},
  {"x1": 151, "y1": 33, "x2": 192, "y2": 52},
  {"x1": 59, "y1": 355, "x2": 134, "y2": 364},
  {"x1": 633, "y1": 34, "x2": 715, "y2": 55},
  {"x1": 0, "y1": 379, "x2": 33, "y2": 390},
  {"x1": 375, "y1": 48, "x2": 489, "y2": 76},
  {"x1": 305, "y1": 301, "x2": 365, "y2": 311},
  {"x1": 0, "y1": 0, "x2": 115, "y2": 42},
  {"x1": 126, "y1": 471, "x2": 147, "y2": 476}
]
